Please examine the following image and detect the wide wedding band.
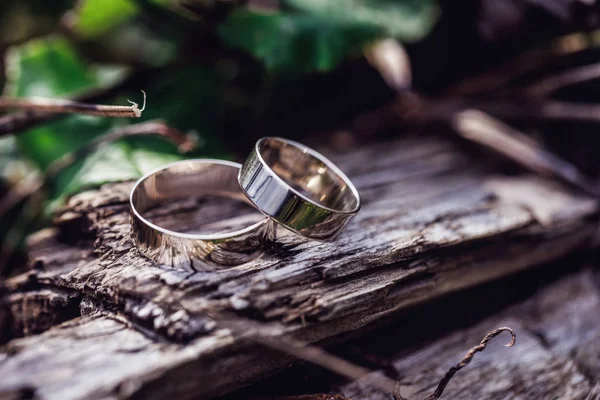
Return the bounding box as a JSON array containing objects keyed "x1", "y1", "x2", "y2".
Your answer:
[
  {"x1": 130, "y1": 159, "x2": 275, "y2": 270},
  {"x1": 238, "y1": 137, "x2": 360, "y2": 241}
]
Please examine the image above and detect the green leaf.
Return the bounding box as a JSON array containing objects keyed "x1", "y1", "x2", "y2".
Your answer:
[
  {"x1": 284, "y1": 0, "x2": 439, "y2": 42},
  {"x1": 6, "y1": 37, "x2": 99, "y2": 98},
  {"x1": 218, "y1": 10, "x2": 382, "y2": 74},
  {"x1": 46, "y1": 140, "x2": 182, "y2": 214},
  {"x1": 70, "y1": 0, "x2": 176, "y2": 39},
  {"x1": 18, "y1": 116, "x2": 116, "y2": 170},
  {"x1": 71, "y1": 0, "x2": 140, "y2": 38}
]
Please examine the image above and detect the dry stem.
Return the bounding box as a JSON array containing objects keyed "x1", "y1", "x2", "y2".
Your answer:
[
  {"x1": 526, "y1": 63, "x2": 600, "y2": 98},
  {"x1": 452, "y1": 110, "x2": 600, "y2": 197},
  {"x1": 0, "y1": 91, "x2": 146, "y2": 118},
  {"x1": 421, "y1": 327, "x2": 516, "y2": 400}
]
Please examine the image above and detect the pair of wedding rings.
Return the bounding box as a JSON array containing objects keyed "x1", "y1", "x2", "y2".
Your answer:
[{"x1": 130, "y1": 137, "x2": 361, "y2": 270}]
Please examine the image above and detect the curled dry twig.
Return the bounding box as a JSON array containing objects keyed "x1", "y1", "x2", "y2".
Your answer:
[
  {"x1": 421, "y1": 327, "x2": 516, "y2": 400},
  {"x1": 0, "y1": 91, "x2": 147, "y2": 118},
  {"x1": 0, "y1": 69, "x2": 152, "y2": 137}
]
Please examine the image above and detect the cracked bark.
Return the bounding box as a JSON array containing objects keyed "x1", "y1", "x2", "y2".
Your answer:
[{"x1": 0, "y1": 134, "x2": 598, "y2": 399}]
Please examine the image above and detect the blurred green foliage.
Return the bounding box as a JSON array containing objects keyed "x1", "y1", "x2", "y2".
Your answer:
[
  {"x1": 5, "y1": 36, "x2": 228, "y2": 212},
  {"x1": 284, "y1": 0, "x2": 437, "y2": 40},
  {"x1": 218, "y1": 10, "x2": 382, "y2": 74},
  {"x1": 0, "y1": 0, "x2": 440, "y2": 208},
  {"x1": 0, "y1": 0, "x2": 440, "y2": 261},
  {"x1": 219, "y1": 0, "x2": 437, "y2": 74},
  {"x1": 73, "y1": 0, "x2": 141, "y2": 38}
]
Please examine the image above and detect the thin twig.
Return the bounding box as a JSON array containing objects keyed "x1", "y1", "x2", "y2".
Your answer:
[
  {"x1": 422, "y1": 327, "x2": 516, "y2": 400},
  {"x1": 449, "y1": 30, "x2": 600, "y2": 96},
  {"x1": 526, "y1": 63, "x2": 600, "y2": 98},
  {"x1": 469, "y1": 99, "x2": 600, "y2": 124},
  {"x1": 0, "y1": 110, "x2": 55, "y2": 137},
  {"x1": 537, "y1": 101, "x2": 600, "y2": 123},
  {"x1": 0, "y1": 90, "x2": 146, "y2": 118},
  {"x1": 452, "y1": 110, "x2": 600, "y2": 197},
  {"x1": 0, "y1": 67, "x2": 158, "y2": 137},
  {"x1": 0, "y1": 120, "x2": 195, "y2": 218}
]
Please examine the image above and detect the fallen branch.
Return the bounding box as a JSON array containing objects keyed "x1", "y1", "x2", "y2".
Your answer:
[
  {"x1": 537, "y1": 101, "x2": 600, "y2": 123},
  {"x1": 449, "y1": 30, "x2": 600, "y2": 96},
  {"x1": 0, "y1": 110, "x2": 55, "y2": 137},
  {"x1": 452, "y1": 110, "x2": 600, "y2": 197},
  {"x1": 421, "y1": 327, "x2": 516, "y2": 400},
  {"x1": 0, "y1": 91, "x2": 146, "y2": 118},
  {"x1": 526, "y1": 63, "x2": 600, "y2": 98}
]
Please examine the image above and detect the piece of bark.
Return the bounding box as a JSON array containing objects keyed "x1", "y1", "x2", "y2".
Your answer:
[{"x1": 0, "y1": 135, "x2": 598, "y2": 399}]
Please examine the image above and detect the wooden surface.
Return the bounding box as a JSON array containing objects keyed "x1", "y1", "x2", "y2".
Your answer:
[
  {"x1": 1, "y1": 134, "x2": 598, "y2": 399},
  {"x1": 340, "y1": 267, "x2": 600, "y2": 399},
  {"x1": 227, "y1": 264, "x2": 600, "y2": 399}
]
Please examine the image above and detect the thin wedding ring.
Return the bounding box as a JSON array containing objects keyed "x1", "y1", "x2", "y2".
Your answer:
[
  {"x1": 130, "y1": 159, "x2": 275, "y2": 270},
  {"x1": 238, "y1": 137, "x2": 361, "y2": 241}
]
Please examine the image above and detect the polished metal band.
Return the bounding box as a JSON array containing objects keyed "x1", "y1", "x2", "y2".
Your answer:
[
  {"x1": 238, "y1": 137, "x2": 360, "y2": 241},
  {"x1": 130, "y1": 159, "x2": 275, "y2": 270}
]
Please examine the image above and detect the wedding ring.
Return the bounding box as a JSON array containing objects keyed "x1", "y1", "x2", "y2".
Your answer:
[
  {"x1": 238, "y1": 137, "x2": 360, "y2": 241},
  {"x1": 130, "y1": 159, "x2": 275, "y2": 270}
]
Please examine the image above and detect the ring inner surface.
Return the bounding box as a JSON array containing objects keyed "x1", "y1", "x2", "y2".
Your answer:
[
  {"x1": 132, "y1": 162, "x2": 264, "y2": 235},
  {"x1": 259, "y1": 139, "x2": 358, "y2": 212}
]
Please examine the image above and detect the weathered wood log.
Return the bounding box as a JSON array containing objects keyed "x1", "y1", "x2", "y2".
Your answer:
[{"x1": 0, "y1": 134, "x2": 598, "y2": 399}]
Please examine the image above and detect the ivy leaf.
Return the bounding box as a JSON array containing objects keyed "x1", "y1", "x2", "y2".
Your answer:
[
  {"x1": 218, "y1": 10, "x2": 382, "y2": 74},
  {"x1": 6, "y1": 37, "x2": 101, "y2": 98},
  {"x1": 69, "y1": 0, "x2": 175, "y2": 39},
  {"x1": 283, "y1": 0, "x2": 439, "y2": 42},
  {"x1": 218, "y1": 0, "x2": 438, "y2": 74},
  {"x1": 46, "y1": 140, "x2": 183, "y2": 213},
  {"x1": 70, "y1": 0, "x2": 139, "y2": 38}
]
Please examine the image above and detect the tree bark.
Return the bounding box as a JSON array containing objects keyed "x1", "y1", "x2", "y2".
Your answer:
[{"x1": 0, "y1": 134, "x2": 598, "y2": 399}]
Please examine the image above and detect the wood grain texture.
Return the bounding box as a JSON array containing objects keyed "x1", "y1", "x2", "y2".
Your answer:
[{"x1": 1, "y1": 134, "x2": 598, "y2": 399}]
